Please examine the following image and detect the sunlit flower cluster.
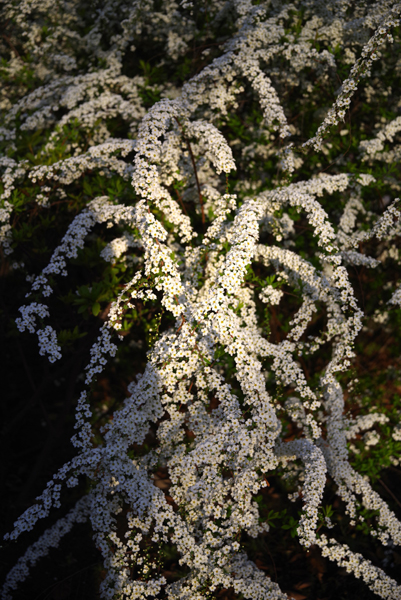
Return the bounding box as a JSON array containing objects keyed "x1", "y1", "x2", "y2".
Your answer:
[{"x1": 2, "y1": 0, "x2": 401, "y2": 599}]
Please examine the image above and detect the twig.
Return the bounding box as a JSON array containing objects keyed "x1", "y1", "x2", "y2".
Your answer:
[
  {"x1": 17, "y1": 353, "x2": 84, "y2": 507},
  {"x1": 175, "y1": 188, "x2": 188, "y2": 215},
  {"x1": 174, "y1": 117, "x2": 206, "y2": 226},
  {"x1": 379, "y1": 478, "x2": 401, "y2": 510},
  {"x1": 34, "y1": 562, "x2": 100, "y2": 600}
]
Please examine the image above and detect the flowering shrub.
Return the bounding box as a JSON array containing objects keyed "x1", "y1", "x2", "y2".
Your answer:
[{"x1": 1, "y1": 0, "x2": 401, "y2": 598}]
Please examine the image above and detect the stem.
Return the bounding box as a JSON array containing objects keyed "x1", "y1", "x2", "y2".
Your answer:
[
  {"x1": 174, "y1": 117, "x2": 206, "y2": 227},
  {"x1": 175, "y1": 187, "x2": 188, "y2": 216},
  {"x1": 379, "y1": 478, "x2": 401, "y2": 510}
]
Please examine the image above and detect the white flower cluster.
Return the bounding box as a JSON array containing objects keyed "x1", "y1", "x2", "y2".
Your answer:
[
  {"x1": 359, "y1": 116, "x2": 401, "y2": 159},
  {"x1": 317, "y1": 534, "x2": 401, "y2": 600},
  {"x1": 2, "y1": 496, "x2": 91, "y2": 600},
  {"x1": 2, "y1": 0, "x2": 401, "y2": 599},
  {"x1": 304, "y1": 5, "x2": 401, "y2": 151},
  {"x1": 259, "y1": 284, "x2": 283, "y2": 306}
]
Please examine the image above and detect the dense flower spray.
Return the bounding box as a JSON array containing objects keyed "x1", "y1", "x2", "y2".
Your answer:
[{"x1": 1, "y1": 0, "x2": 401, "y2": 598}]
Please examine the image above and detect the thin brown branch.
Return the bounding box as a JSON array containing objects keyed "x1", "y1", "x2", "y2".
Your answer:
[
  {"x1": 174, "y1": 116, "x2": 205, "y2": 226},
  {"x1": 379, "y1": 478, "x2": 401, "y2": 510},
  {"x1": 174, "y1": 187, "x2": 188, "y2": 215}
]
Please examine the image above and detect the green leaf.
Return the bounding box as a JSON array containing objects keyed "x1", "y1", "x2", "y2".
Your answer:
[{"x1": 92, "y1": 302, "x2": 101, "y2": 317}]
